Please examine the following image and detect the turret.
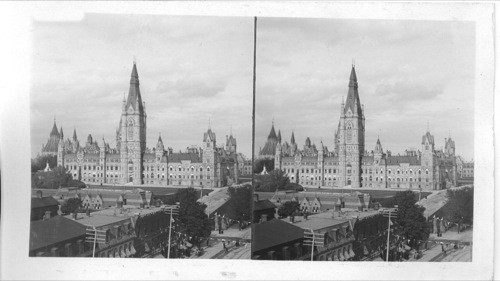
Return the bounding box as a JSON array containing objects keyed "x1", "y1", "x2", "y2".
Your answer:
[
  {"x1": 374, "y1": 137, "x2": 383, "y2": 163},
  {"x1": 156, "y1": 133, "x2": 165, "y2": 162},
  {"x1": 274, "y1": 142, "x2": 282, "y2": 170}
]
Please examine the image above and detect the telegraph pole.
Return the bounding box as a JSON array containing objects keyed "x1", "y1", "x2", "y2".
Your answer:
[
  {"x1": 167, "y1": 207, "x2": 173, "y2": 259},
  {"x1": 386, "y1": 210, "x2": 391, "y2": 262}
]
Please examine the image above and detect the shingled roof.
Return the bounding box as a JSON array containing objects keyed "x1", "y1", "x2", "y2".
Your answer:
[
  {"x1": 32, "y1": 196, "x2": 60, "y2": 209},
  {"x1": 168, "y1": 153, "x2": 201, "y2": 163},
  {"x1": 386, "y1": 155, "x2": 421, "y2": 166},
  {"x1": 30, "y1": 216, "x2": 87, "y2": 251},
  {"x1": 253, "y1": 219, "x2": 304, "y2": 253}
]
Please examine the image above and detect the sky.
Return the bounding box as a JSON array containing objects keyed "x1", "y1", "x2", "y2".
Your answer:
[
  {"x1": 31, "y1": 15, "x2": 475, "y2": 161},
  {"x1": 31, "y1": 14, "x2": 254, "y2": 158},
  {"x1": 255, "y1": 18, "x2": 475, "y2": 160}
]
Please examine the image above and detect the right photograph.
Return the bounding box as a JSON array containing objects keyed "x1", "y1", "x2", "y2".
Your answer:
[{"x1": 251, "y1": 17, "x2": 474, "y2": 262}]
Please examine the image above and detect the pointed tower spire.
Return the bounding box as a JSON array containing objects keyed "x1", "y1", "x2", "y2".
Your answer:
[
  {"x1": 50, "y1": 119, "x2": 59, "y2": 137},
  {"x1": 59, "y1": 126, "x2": 64, "y2": 139},
  {"x1": 291, "y1": 131, "x2": 296, "y2": 144},
  {"x1": 277, "y1": 130, "x2": 282, "y2": 143},
  {"x1": 72, "y1": 127, "x2": 77, "y2": 141},
  {"x1": 344, "y1": 65, "x2": 362, "y2": 115},
  {"x1": 125, "y1": 61, "x2": 144, "y2": 112},
  {"x1": 158, "y1": 132, "x2": 163, "y2": 143},
  {"x1": 267, "y1": 121, "x2": 277, "y2": 141},
  {"x1": 208, "y1": 117, "x2": 211, "y2": 130}
]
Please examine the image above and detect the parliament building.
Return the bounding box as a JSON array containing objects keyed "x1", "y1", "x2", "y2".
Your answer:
[
  {"x1": 260, "y1": 66, "x2": 457, "y2": 190},
  {"x1": 40, "y1": 62, "x2": 238, "y2": 188}
]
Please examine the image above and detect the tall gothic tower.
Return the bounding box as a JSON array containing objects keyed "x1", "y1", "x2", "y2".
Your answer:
[
  {"x1": 119, "y1": 62, "x2": 147, "y2": 185},
  {"x1": 338, "y1": 66, "x2": 365, "y2": 188}
]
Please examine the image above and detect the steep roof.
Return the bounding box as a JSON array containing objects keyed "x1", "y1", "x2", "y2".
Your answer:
[
  {"x1": 268, "y1": 125, "x2": 277, "y2": 141},
  {"x1": 30, "y1": 216, "x2": 87, "y2": 251},
  {"x1": 32, "y1": 197, "x2": 60, "y2": 209},
  {"x1": 168, "y1": 153, "x2": 202, "y2": 163},
  {"x1": 226, "y1": 135, "x2": 237, "y2": 147},
  {"x1": 259, "y1": 138, "x2": 278, "y2": 156},
  {"x1": 203, "y1": 128, "x2": 216, "y2": 142},
  {"x1": 344, "y1": 66, "x2": 363, "y2": 115},
  {"x1": 125, "y1": 62, "x2": 144, "y2": 113},
  {"x1": 253, "y1": 199, "x2": 276, "y2": 211},
  {"x1": 50, "y1": 121, "x2": 60, "y2": 137},
  {"x1": 253, "y1": 219, "x2": 304, "y2": 253},
  {"x1": 421, "y1": 131, "x2": 435, "y2": 145},
  {"x1": 386, "y1": 155, "x2": 421, "y2": 166}
]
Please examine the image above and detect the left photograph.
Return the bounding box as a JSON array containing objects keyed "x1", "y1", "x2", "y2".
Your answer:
[{"x1": 29, "y1": 14, "x2": 254, "y2": 259}]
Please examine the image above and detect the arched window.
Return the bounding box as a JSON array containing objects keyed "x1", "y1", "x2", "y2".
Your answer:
[
  {"x1": 178, "y1": 166, "x2": 182, "y2": 172},
  {"x1": 346, "y1": 122, "x2": 353, "y2": 143}
]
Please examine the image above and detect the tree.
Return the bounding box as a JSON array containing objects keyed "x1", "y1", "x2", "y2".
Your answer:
[
  {"x1": 31, "y1": 155, "x2": 57, "y2": 173},
  {"x1": 175, "y1": 188, "x2": 212, "y2": 247},
  {"x1": 226, "y1": 184, "x2": 252, "y2": 222},
  {"x1": 441, "y1": 187, "x2": 473, "y2": 230},
  {"x1": 34, "y1": 166, "x2": 73, "y2": 189},
  {"x1": 61, "y1": 197, "x2": 82, "y2": 215},
  {"x1": 277, "y1": 201, "x2": 300, "y2": 218},
  {"x1": 392, "y1": 191, "x2": 430, "y2": 249},
  {"x1": 253, "y1": 158, "x2": 274, "y2": 174},
  {"x1": 254, "y1": 169, "x2": 292, "y2": 192}
]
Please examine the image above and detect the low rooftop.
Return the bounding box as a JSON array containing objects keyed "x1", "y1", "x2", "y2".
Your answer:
[{"x1": 283, "y1": 208, "x2": 380, "y2": 231}]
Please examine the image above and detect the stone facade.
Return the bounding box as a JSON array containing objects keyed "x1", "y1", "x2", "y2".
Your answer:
[
  {"x1": 46, "y1": 62, "x2": 238, "y2": 188},
  {"x1": 271, "y1": 66, "x2": 458, "y2": 190}
]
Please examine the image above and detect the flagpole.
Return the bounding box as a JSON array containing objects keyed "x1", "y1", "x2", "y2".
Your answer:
[{"x1": 251, "y1": 16, "x2": 257, "y2": 190}]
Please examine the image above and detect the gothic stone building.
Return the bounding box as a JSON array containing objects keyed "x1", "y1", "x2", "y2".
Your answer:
[
  {"x1": 42, "y1": 62, "x2": 238, "y2": 188},
  {"x1": 269, "y1": 66, "x2": 457, "y2": 190}
]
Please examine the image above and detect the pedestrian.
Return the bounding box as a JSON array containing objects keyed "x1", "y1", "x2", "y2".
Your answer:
[{"x1": 441, "y1": 243, "x2": 446, "y2": 255}]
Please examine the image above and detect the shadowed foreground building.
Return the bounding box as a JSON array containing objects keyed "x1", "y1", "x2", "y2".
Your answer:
[
  {"x1": 40, "y1": 62, "x2": 238, "y2": 188},
  {"x1": 264, "y1": 66, "x2": 459, "y2": 190}
]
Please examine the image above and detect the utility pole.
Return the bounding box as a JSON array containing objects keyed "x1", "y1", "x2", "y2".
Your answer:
[
  {"x1": 92, "y1": 226, "x2": 97, "y2": 257},
  {"x1": 85, "y1": 225, "x2": 105, "y2": 258},
  {"x1": 304, "y1": 228, "x2": 323, "y2": 261},
  {"x1": 383, "y1": 206, "x2": 398, "y2": 262},
  {"x1": 386, "y1": 210, "x2": 391, "y2": 262},
  {"x1": 167, "y1": 204, "x2": 179, "y2": 259},
  {"x1": 167, "y1": 207, "x2": 173, "y2": 259},
  {"x1": 311, "y1": 228, "x2": 315, "y2": 261}
]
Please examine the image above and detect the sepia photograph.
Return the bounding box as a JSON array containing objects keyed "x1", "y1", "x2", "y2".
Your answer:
[
  {"x1": 29, "y1": 14, "x2": 254, "y2": 260},
  {"x1": 252, "y1": 17, "x2": 475, "y2": 262}
]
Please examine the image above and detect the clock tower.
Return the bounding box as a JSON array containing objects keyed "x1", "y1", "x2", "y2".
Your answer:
[
  {"x1": 119, "y1": 62, "x2": 147, "y2": 185},
  {"x1": 338, "y1": 66, "x2": 365, "y2": 188}
]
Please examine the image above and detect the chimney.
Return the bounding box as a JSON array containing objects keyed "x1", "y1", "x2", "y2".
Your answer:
[
  {"x1": 43, "y1": 211, "x2": 52, "y2": 220},
  {"x1": 253, "y1": 194, "x2": 259, "y2": 202},
  {"x1": 261, "y1": 214, "x2": 268, "y2": 222},
  {"x1": 36, "y1": 190, "x2": 43, "y2": 198}
]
